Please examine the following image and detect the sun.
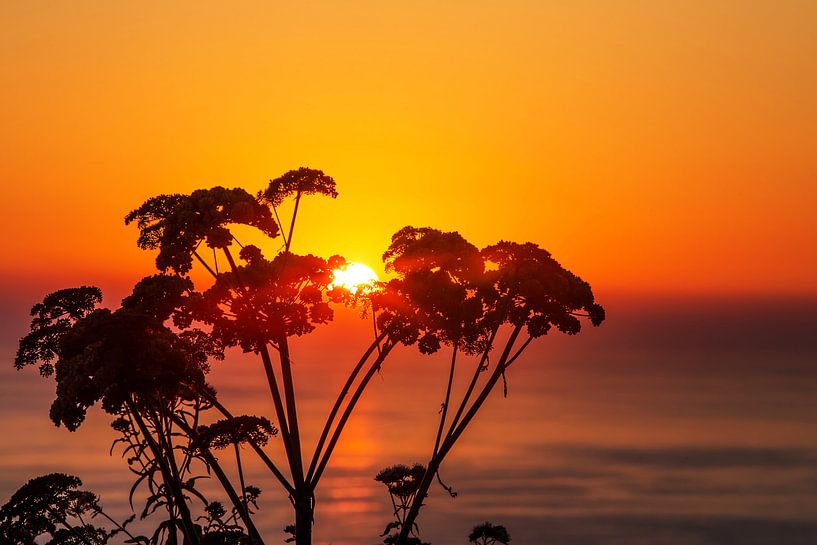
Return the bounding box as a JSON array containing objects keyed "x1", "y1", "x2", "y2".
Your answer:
[{"x1": 330, "y1": 262, "x2": 379, "y2": 293}]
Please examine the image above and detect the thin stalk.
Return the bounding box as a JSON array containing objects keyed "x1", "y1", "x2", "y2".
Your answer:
[
  {"x1": 438, "y1": 325, "x2": 523, "y2": 459},
  {"x1": 501, "y1": 335, "x2": 534, "y2": 370},
  {"x1": 310, "y1": 342, "x2": 396, "y2": 488},
  {"x1": 222, "y1": 246, "x2": 245, "y2": 289},
  {"x1": 432, "y1": 346, "x2": 458, "y2": 458},
  {"x1": 234, "y1": 442, "x2": 248, "y2": 516},
  {"x1": 277, "y1": 335, "x2": 305, "y2": 488},
  {"x1": 170, "y1": 414, "x2": 265, "y2": 544},
  {"x1": 219, "y1": 244, "x2": 300, "y2": 488},
  {"x1": 371, "y1": 307, "x2": 381, "y2": 356},
  {"x1": 199, "y1": 388, "x2": 295, "y2": 495},
  {"x1": 148, "y1": 402, "x2": 192, "y2": 536},
  {"x1": 271, "y1": 205, "x2": 289, "y2": 249},
  {"x1": 396, "y1": 326, "x2": 523, "y2": 545},
  {"x1": 305, "y1": 332, "x2": 387, "y2": 483},
  {"x1": 94, "y1": 509, "x2": 139, "y2": 542},
  {"x1": 258, "y1": 344, "x2": 300, "y2": 486},
  {"x1": 444, "y1": 325, "x2": 499, "y2": 440},
  {"x1": 286, "y1": 192, "x2": 301, "y2": 252},
  {"x1": 127, "y1": 401, "x2": 199, "y2": 545},
  {"x1": 192, "y1": 250, "x2": 218, "y2": 279}
]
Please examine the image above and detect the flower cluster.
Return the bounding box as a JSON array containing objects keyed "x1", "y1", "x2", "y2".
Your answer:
[
  {"x1": 259, "y1": 167, "x2": 338, "y2": 207},
  {"x1": 374, "y1": 227, "x2": 605, "y2": 354},
  {"x1": 194, "y1": 416, "x2": 278, "y2": 451},
  {"x1": 125, "y1": 187, "x2": 280, "y2": 273}
]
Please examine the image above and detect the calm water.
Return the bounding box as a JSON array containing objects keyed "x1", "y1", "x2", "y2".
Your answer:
[{"x1": 2, "y1": 292, "x2": 816, "y2": 545}]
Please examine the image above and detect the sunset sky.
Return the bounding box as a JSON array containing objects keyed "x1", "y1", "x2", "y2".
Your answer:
[
  {"x1": 3, "y1": 4, "x2": 817, "y2": 545},
  {"x1": 2, "y1": 1, "x2": 816, "y2": 297}
]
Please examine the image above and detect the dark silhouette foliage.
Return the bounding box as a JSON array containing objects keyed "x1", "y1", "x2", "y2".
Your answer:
[
  {"x1": 15, "y1": 287, "x2": 102, "y2": 377},
  {"x1": 375, "y1": 464, "x2": 426, "y2": 500},
  {"x1": 376, "y1": 227, "x2": 488, "y2": 355},
  {"x1": 375, "y1": 227, "x2": 604, "y2": 544},
  {"x1": 0, "y1": 473, "x2": 137, "y2": 545},
  {"x1": 10, "y1": 168, "x2": 604, "y2": 545},
  {"x1": 258, "y1": 167, "x2": 337, "y2": 207},
  {"x1": 374, "y1": 465, "x2": 429, "y2": 545},
  {"x1": 195, "y1": 416, "x2": 278, "y2": 450},
  {"x1": 125, "y1": 187, "x2": 279, "y2": 273},
  {"x1": 183, "y1": 246, "x2": 347, "y2": 351},
  {"x1": 468, "y1": 522, "x2": 510, "y2": 545}
]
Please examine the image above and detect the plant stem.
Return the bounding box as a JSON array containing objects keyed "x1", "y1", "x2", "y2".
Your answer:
[
  {"x1": 438, "y1": 325, "x2": 523, "y2": 459},
  {"x1": 127, "y1": 400, "x2": 200, "y2": 545},
  {"x1": 396, "y1": 325, "x2": 523, "y2": 545},
  {"x1": 309, "y1": 342, "x2": 395, "y2": 487},
  {"x1": 432, "y1": 346, "x2": 458, "y2": 458},
  {"x1": 305, "y1": 332, "x2": 387, "y2": 483},
  {"x1": 286, "y1": 192, "x2": 301, "y2": 252},
  {"x1": 170, "y1": 414, "x2": 265, "y2": 544},
  {"x1": 200, "y1": 385, "x2": 295, "y2": 495},
  {"x1": 277, "y1": 335, "x2": 305, "y2": 488},
  {"x1": 444, "y1": 325, "x2": 499, "y2": 440},
  {"x1": 234, "y1": 442, "x2": 248, "y2": 516},
  {"x1": 271, "y1": 205, "x2": 289, "y2": 248},
  {"x1": 218, "y1": 245, "x2": 300, "y2": 490},
  {"x1": 192, "y1": 250, "x2": 218, "y2": 279}
]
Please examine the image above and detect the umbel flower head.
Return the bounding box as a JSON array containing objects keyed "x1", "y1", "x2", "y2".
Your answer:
[
  {"x1": 15, "y1": 280, "x2": 220, "y2": 431},
  {"x1": 183, "y1": 245, "x2": 347, "y2": 351},
  {"x1": 375, "y1": 227, "x2": 489, "y2": 355},
  {"x1": 125, "y1": 186, "x2": 280, "y2": 273},
  {"x1": 374, "y1": 226, "x2": 605, "y2": 354},
  {"x1": 0, "y1": 473, "x2": 99, "y2": 543},
  {"x1": 480, "y1": 241, "x2": 605, "y2": 337},
  {"x1": 469, "y1": 522, "x2": 511, "y2": 545},
  {"x1": 194, "y1": 415, "x2": 278, "y2": 451},
  {"x1": 14, "y1": 287, "x2": 102, "y2": 377},
  {"x1": 258, "y1": 167, "x2": 338, "y2": 207},
  {"x1": 374, "y1": 464, "x2": 426, "y2": 500}
]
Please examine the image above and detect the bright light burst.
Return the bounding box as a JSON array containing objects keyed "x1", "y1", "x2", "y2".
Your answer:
[{"x1": 330, "y1": 262, "x2": 379, "y2": 294}]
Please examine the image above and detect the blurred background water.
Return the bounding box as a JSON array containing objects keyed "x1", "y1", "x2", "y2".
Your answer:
[{"x1": 2, "y1": 292, "x2": 816, "y2": 545}]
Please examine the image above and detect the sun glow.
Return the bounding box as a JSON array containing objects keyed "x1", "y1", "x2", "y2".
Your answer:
[{"x1": 330, "y1": 262, "x2": 379, "y2": 293}]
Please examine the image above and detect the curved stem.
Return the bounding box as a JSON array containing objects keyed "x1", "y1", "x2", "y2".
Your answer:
[
  {"x1": 234, "y1": 442, "x2": 248, "y2": 513},
  {"x1": 439, "y1": 325, "x2": 523, "y2": 459},
  {"x1": 309, "y1": 341, "x2": 395, "y2": 488},
  {"x1": 286, "y1": 192, "x2": 301, "y2": 252},
  {"x1": 277, "y1": 335, "x2": 305, "y2": 488},
  {"x1": 169, "y1": 414, "x2": 265, "y2": 544},
  {"x1": 192, "y1": 250, "x2": 218, "y2": 279},
  {"x1": 127, "y1": 400, "x2": 199, "y2": 545},
  {"x1": 199, "y1": 388, "x2": 295, "y2": 495},
  {"x1": 396, "y1": 326, "x2": 523, "y2": 545},
  {"x1": 305, "y1": 332, "x2": 387, "y2": 483},
  {"x1": 445, "y1": 325, "x2": 499, "y2": 440},
  {"x1": 432, "y1": 346, "x2": 458, "y2": 458}
]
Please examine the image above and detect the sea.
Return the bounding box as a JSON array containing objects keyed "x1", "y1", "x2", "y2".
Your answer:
[{"x1": 2, "y1": 292, "x2": 816, "y2": 545}]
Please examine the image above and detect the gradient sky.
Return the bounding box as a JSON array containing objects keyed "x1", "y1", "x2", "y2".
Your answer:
[{"x1": 1, "y1": 1, "x2": 816, "y2": 297}]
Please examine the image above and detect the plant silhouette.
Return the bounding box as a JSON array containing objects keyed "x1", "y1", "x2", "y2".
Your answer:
[
  {"x1": 372, "y1": 227, "x2": 604, "y2": 544},
  {"x1": 10, "y1": 169, "x2": 604, "y2": 545},
  {"x1": 0, "y1": 473, "x2": 138, "y2": 545},
  {"x1": 373, "y1": 464, "x2": 429, "y2": 545},
  {"x1": 123, "y1": 169, "x2": 401, "y2": 543},
  {"x1": 468, "y1": 522, "x2": 510, "y2": 545}
]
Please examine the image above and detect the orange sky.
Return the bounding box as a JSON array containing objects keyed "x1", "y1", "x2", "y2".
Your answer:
[{"x1": 1, "y1": 1, "x2": 816, "y2": 297}]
